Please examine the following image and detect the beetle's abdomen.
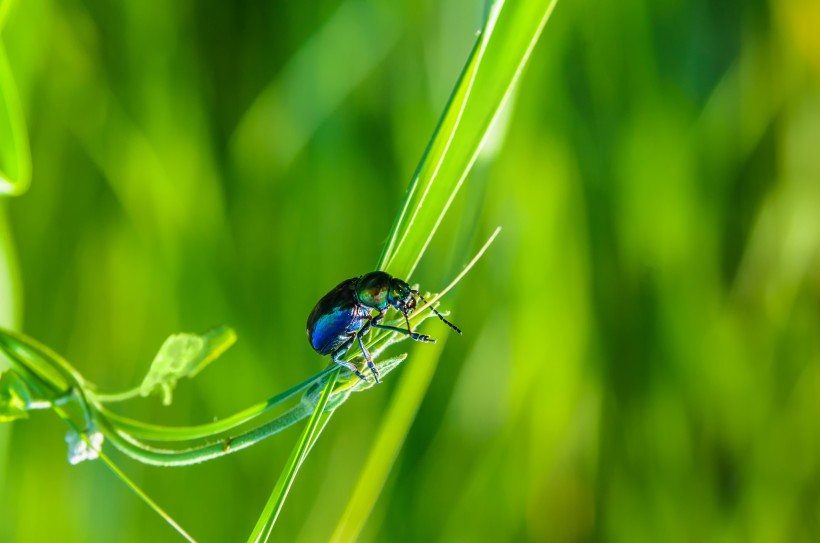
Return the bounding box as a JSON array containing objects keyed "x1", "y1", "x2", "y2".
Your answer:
[
  {"x1": 309, "y1": 306, "x2": 355, "y2": 354},
  {"x1": 307, "y1": 278, "x2": 369, "y2": 355}
]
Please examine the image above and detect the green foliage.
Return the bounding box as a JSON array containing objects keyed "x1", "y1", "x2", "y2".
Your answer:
[
  {"x1": 379, "y1": 0, "x2": 556, "y2": 279},
  {"x1": 0, "y1": 0, "x2": 543, "y2": 537},
  {"x1": 138, "y1": 326, "x2": 237, "y2": 405},
  {"x1": 3, "y1": 0, "x2": 820, "y2": 541}
]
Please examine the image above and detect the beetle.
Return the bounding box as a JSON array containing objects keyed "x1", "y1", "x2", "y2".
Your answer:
[{"x1": 306, "y1": 271, "x2": 461, "y2": 383}]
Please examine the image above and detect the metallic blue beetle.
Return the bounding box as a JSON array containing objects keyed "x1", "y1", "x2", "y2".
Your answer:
[{"x1": 306, "y1": 271, "x2": 461, "y2": 382}]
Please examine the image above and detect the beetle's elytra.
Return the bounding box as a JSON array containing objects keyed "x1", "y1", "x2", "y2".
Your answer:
[{"x1": 306, "y1": 271, "x2": 461, "y2": 383}]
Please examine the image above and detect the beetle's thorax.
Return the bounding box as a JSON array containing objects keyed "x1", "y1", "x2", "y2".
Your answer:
[{"x1": 355, "y1": 271, "x2": 392, "y2": 309}]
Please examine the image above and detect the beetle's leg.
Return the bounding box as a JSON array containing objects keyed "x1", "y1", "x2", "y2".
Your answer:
[
  {"x1": 371, "y1": 322, "x2": 435, "y2": 343},
  {"x1": 370, "y1": 310, "x2": 385, "y2": 327},
  {"x1": 401, "y1": 309, "x2": 413, "y2": 336},
  {"x1": 384, "y1": 301, "x2": 419, "y2": 338},
  {"x1": 330, "y1": 336, "x2": 367, "y2": 381},
  {"x1": 356, "y1": 321, "x2": 380, "y2": 384}
]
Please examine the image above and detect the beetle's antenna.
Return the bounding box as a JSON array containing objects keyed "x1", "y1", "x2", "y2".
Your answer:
[{"x1": 412, "y1": 291, "x2": 462, "y2": 335}]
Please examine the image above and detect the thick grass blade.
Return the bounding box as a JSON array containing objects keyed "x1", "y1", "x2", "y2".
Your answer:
[
  {"x1": 94, "y1": 449, "x2": 198, "y2": 543},
  {"x1": 378, "y1": 0, "x2": 559, "y2": 278}
]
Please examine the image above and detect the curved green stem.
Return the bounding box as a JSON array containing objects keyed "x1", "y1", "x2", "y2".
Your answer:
[
  {"x1": 89, "y1": 387, "x2": 143, "y2": 403},
  {"x1": 90, "y1": 366, "x2": 337, "y2": 441},
  {"x1": 0, "y1": 328, "x2": 84, "y2": 393},
  {"x1": 99, "y1": 400, "x2": 314, "y2": 467}
]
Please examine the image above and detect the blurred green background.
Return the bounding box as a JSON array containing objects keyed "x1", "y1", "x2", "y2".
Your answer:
[{"x1": 2, "y1": 0, "x2": 820, "y2": 541}]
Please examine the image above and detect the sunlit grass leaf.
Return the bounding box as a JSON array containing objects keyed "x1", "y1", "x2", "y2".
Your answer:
[
  {"x1": 140, "y1": 326, "x2": 237, "y2": 405},
  {"x1": 0, "y1": 40, "x2": 31, "y2": 197},
  {"x1": 254, "y1": 0, "x2": 556, "y2": 537},
  {"x1": 0, "y1": 0, "x2": 554, "y2": 539},
  {"x1": 378, "y1": 0, "x2": 557, "y2": 278},
  {"x1": 248, "y1": 367, "x2": 339, "y2": 543},
  {"x1": 0, "y1": 369, "x2": 35, "y2": 421},
  {"x1": 332, "y1": 0, "x2": 556, "y2": 538}
]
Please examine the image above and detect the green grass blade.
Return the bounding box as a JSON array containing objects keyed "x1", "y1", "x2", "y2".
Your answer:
[
  {"x1": 94, "y1": 449, "x2": 198, "y2": 543},
  {"x1": 247, "y1": 367, "x2": 339, "y2": 543},
  {"x1": 330, "y1": 227, "x2": 500, "y2": 540},
  {"x1": 329, "y1": 338, "x2": 445, "y2": 543},
  {"x1": 0, "y1": 40, "x2": 30, "y2": 197},
  {"x1": 378, "y1": 0, "x2": 558, "y2": 278},
  {"x1": 337, "y1": 0, "x2": 558, "y2": 536}
]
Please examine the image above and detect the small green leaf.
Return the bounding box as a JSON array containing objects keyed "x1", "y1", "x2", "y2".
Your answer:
[
  {"x1": 0, "y1": 369, "x2": 35, "y2": 421},
  {"x1": 140, "y1": 326, "x2": 237, "y2": 405}
]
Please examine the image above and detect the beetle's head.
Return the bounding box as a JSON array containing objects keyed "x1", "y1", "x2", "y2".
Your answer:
[
  {"x1": 387, "y1": 277, "x2": 415, "y2": 314},
  {"x1": 389, "y1": 276, "x2": 463, "y2": 336}
]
